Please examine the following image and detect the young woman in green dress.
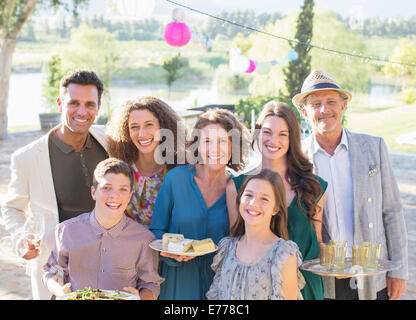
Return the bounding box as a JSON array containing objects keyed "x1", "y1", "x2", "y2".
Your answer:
[{"x1": 226, "y1": 101, "x2": 327, "y2": 300}]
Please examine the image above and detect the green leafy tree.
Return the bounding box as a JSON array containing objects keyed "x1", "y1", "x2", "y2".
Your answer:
[
  {"x1": 235, "y1": 95, "x2": 301, "y2": 128},
  {"x1": 383, "y1": 38, "x2": 416, "y2": 80},
  {"x1": 162, "y1": 53, "x2": 189, "y2": 94},
  {"x1": 57, "y1": 24, "x2": 119, "y2": 117},
  {"x1": 0, "y1": 0, "x2": 88, "y2": 139},
  {"x1": 248, "y1": 8, "x2": 371, "y2": 98},
  {"x1": 42, "y1": 55, "x2": 64, "y2": 113},
  {"x1": 383, "y1": 38, "x2": 416, "y2": 104},
  {"x1": 282, "y1": 0, "x2": 314, "y2": 100}
]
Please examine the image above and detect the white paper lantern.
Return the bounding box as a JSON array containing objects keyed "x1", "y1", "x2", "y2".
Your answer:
[
  {"x1": 256, "y1": 61, "x2": 271, "y2": 74},
  {"x1": 172, "y1": 8, "x2": 185, "y2": 22},
  {"x1": 229, "y1": 54, "x2": 250, "y2": 73}
]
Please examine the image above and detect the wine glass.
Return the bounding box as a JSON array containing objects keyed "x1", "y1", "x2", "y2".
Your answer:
[
  {"x1": 300, "y1": 119, "x2": 310, "y2": 139},
  {"x1": 16, "y1": 214, "x2": 45, "y2": 259},
  {"x1": 23, "y1": 214, "x2": 45, "y2": 243}
]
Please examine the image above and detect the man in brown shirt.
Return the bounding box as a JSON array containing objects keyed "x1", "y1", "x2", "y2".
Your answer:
[{"x1": 2, "y1": 69, "x2": 108, "y2": 299}]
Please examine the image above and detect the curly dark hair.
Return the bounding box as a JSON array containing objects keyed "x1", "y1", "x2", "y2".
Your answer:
[
  {"x1": 105, "y1": 96, "x2": 186, "y2": 170},
  {"x1": 232, "y1": 169, "x2": 289, "y2": 240},
  {"x1": 60, "y1": 69, "x2": 104, "y2": 103},
  {"x1": 187, "y1": 108, "x2": 250, "y2": 172},
  {"x1": 253, "y1": 101, "x2": 323, "y2": 226}
]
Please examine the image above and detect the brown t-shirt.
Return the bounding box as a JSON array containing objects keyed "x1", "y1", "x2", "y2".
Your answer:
[{"x1": 48, "y1": 132, "x2": 108, "y2": 222}]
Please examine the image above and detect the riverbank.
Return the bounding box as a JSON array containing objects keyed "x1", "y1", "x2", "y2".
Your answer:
[{"x1": 0, "y1": 130, "x2": 415, "y2": 300}]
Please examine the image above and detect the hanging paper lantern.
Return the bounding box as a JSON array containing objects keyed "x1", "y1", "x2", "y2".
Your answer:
[
  {"x1": 278, "y1": 56, "x2": 289, "y2": 67},
  {"x1": 245, "y1": 60, "x2": 256, "y2": 73},
  {"x1": 230, "y1": 48, "x2": 242, "y2": 56},
  {"x1": 229, "y1": 54, "x2": 250, "y2": 73},
  {"x1": 164, "y1": 22, "x2": 191, "y2": 47},
  {"x1": 256, "y1": 61, "x2": 271, "y2": 74},
  {"x1": 288, "y1": 50, "x2": 299, "y2": 61},
  {"x1": 172, "y1": 8, "x2": 185, "y2": 22}
]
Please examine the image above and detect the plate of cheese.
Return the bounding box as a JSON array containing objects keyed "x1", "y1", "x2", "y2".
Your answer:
[{"x1": 149, "y1": 233, "x2": 218, "y2": 256}]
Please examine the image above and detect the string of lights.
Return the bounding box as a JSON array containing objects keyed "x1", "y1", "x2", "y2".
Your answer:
[{"x1": 165, "y1": 0, "x2": 416, "y2": 68}]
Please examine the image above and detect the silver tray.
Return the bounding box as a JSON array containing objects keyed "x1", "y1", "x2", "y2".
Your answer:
[{"x1": 300, "y1": 258, "x2": 401, "y2": 277}]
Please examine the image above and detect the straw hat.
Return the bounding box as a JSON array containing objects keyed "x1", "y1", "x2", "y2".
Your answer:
[{"x1": 292, "y1": 70, "x2": 352, "y2": 109}]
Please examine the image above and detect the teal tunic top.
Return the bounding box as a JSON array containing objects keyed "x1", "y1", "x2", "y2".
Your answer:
[
  {"x1": 232, "y1": 173, "x2": 327, "y2": 300},
  {"x1": 150, "y1": 165, "x2": 230, "y2": 300}
]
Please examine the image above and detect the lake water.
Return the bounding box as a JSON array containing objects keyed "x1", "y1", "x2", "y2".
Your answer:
[
  {"x1": 7, "y1": 72, "x2": 399, "y2": 128},
  {"x1": 7, "y1": 72, "x2": 246, "y2": 128}
]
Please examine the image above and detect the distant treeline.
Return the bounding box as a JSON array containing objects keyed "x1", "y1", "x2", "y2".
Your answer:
[
  {"x1": 20, "y1": 16, "x2": 164, "y2": 41},
  {"x1": 19, "y1": 10, "x2": 282, "y2": 42},
  {"x1": 203, "y1": 10, "x2": 283, "y2": 39},
  {"x1": 363, "y1": 16, "x2": 416, "y2": 37},
  {"x1": 19, "y1": 11, "x2": 416, "y2": 43},
  {"x1": 343, "y1": 16, "x2": 416, "y2": 37}
]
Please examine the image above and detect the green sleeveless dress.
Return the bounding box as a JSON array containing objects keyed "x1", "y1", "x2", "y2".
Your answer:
[{"x1": 232, "y1": 173, "x2": 327, "y2": 300}]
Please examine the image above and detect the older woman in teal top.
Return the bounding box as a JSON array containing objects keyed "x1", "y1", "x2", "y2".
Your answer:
[
  {"x1": 150, "y1": 108, "x2": 250, "y2": 300},
  {"x1": 227, "y1": 101, "x2": 327, "y2": 300}
]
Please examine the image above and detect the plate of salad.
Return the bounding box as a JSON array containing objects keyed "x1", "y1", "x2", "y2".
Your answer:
[{"x1": 59, "y1": 287, "x2": 140, "y2": 300}]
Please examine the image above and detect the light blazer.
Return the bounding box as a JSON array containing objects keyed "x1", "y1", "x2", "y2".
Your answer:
[
  {"x1": 1, "y1": 125, "x2": 108, "y2": 299},
  {"x1": 302, "y1": 129, "x2": 408, "y2": 300}
]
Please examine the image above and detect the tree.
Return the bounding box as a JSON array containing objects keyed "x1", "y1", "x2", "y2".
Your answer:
[
  {"x1": 0, "y1": 0, "x2": 88, "y2": 139},
  {"x1": 383, "y1": 38, "x2": 416, "y2": 81},
  {"x1": 383, "y1": 38, "x2": 416, "y2": 104},
  {"x1": 161, "y1": 53, "x2": 188, "y2": 94},
  {"x1": 42, "y1": 55, "x2": 64, "y2": 112},
  {"x1": 248, "y1": 7, "x2": 371, "y2": 98},
  {"x1": 58, "y1": 24, "x2": 119, "y2": 117},
  {"x1": 282, "y1": 0, "x2": 315, "y2": 100}
]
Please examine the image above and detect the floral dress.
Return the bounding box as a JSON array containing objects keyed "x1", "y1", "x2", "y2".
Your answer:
[
  {"x1": 125, "y1": 165, "x2": 168, "y2": 227},
  {"x1": 206, "y1": 236, "x2": 304, "y2": 300}
]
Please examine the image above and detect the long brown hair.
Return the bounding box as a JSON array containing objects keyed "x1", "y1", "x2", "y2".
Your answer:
[
  {"x1": 106, "y1": 96, "x2": 186, "y2": 170},
  {"x1": 253, "y1": 101, "x2": 322, "y2": 226},
  {"x1": 231, "y1": 169, "x2": 289, "y2": 240}
]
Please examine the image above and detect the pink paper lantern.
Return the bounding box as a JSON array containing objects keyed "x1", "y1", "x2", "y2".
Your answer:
[
  {"x1": 164, "y1": 22, "x2": 191, "y2": 47},
  {"x1": 245, "y1": 60, "x2": 256, "y2": 73}
]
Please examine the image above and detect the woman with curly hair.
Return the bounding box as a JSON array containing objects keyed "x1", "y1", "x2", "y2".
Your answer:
[
  {"x1": 106, "y1": 96, "x2": 185, "y2": 227},
  {"x1": 149, "y1": 108, "x2": 250, "y2": 300},
  {"x1": 226, "y1": 101, "x2": 327, "y2": 300}
]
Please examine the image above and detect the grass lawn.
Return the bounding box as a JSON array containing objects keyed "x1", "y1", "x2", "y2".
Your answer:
[{"x1": 345, "y1": 103, "x2": 416, "y2": 154}]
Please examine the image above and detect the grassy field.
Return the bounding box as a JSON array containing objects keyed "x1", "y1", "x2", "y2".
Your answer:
[
  {"x1": 12, "y1": 39, "x2": 230, "y2": 82},
  {"x1": 345, "y1": 103, "x2": 416, "y2": 154}
]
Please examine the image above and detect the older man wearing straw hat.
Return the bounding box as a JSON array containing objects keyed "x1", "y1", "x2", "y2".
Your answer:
[{"x1": 293, "y1": 70, "x2": 408, "y2": 300}]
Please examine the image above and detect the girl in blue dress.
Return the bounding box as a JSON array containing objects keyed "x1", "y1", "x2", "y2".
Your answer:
[{"x1": 150, "y1": 108, "x2": 250, "y2": 299}]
